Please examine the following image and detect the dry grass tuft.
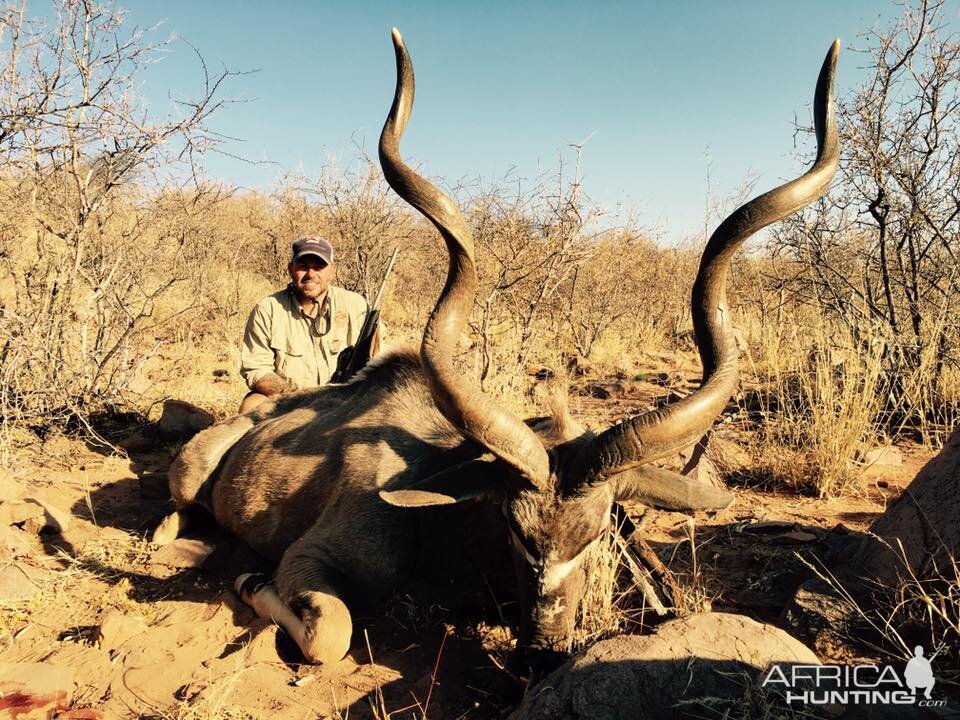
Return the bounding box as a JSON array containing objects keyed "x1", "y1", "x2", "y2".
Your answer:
[
  {"x1": 673, "y1": 518, "x2": 716, "y2": 615},
  {"x1": 740, "y1": 314, "x2": 885, "y2": 497},
  {"x1": 676, "y1": 670, "x2": 820, "y2": 720},
  {"x1": 574, "y1": 526, "x2": 628, "y2": 648},
  {"x1": 803, "y1": 540, "x2": 959, "y2": 686},
  {"x1": 575, "y1": 517, "x2": 718, "y2": 649}
]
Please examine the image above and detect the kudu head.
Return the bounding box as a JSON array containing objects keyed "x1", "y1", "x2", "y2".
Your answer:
[{"x1": 379, "y1": 28, "x2": 839, "y2": 659}]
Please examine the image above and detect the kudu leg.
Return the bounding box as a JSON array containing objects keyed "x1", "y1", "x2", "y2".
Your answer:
[
  {"x1": 153, "y1": 414, "x2": 258, "y2": 545},
  {"x1": 241, "y1": 537, "x2": 353, "y2": 665},
  {"x1": 168, "y1": 413, "x2": 257, "y2": 507},
  {"x1": 235, "y1": 571, "x2": 352, "y2": 665},
  {"x1": 152, "y1": 510, "x2": 189, "y2": 545}
]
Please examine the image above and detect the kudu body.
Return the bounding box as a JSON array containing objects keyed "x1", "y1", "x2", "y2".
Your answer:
[{"x1": 158, "y1": 30, "x2": 840, "y2": 665}]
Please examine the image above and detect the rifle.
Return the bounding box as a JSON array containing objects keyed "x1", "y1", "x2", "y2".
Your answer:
[{"x1": 331, "y1": 248, "x2": 398, "y2": 383}]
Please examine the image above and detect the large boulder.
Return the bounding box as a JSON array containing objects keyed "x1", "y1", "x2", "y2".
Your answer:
[
  {"x1": 510, "y1": 613, "x2": 818, "y2": 720},
  {"x1": 845, "y1": 426, "x2": 960, "y2": 588}
]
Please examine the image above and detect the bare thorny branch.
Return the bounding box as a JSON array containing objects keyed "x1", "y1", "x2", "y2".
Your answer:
[
  {"x1": 769, "y1": 0, "x2": 960, "y2": 435},
  {"x1": 0, "y1": 0, "x2": 235, "y2": 430}
]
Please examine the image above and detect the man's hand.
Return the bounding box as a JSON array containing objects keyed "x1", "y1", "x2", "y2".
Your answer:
[{"x1": 252, "y1": 373, "x2": 294, "y2": 398}]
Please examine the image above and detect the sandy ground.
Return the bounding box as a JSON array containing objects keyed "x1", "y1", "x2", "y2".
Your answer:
[{"x1": 0, "y1": 363, "x2": 935, "y2": 719}]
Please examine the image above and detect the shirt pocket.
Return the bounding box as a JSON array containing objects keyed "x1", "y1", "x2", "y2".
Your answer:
[
  {"x1": 328, "y1": 312, "x2": 351, "y2": 355},
  {"x1": 271, "y1": 338, "x2": 309, "y2": 388}
]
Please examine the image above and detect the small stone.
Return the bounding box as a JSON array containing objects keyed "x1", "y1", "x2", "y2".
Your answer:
[
  {"x1": 0, "y1": 662, "x2": 73, "y2": 719},
  {"x1": 673, "y1": 433, "x2": 731, "y2": 494},
  {"x1": 864, "y1": 445, "x2": 903, "y2": 467},
  {"x1": 157, "y1": 400, "x2": 215, "y2": 437},
  {"x1": 21, "y1": 495, "x2": 72, "y2": 533},
  {"x1": 95, "y1": 609, "x2": 148, "y2": 651},
  {"x1": 0, "y1": 563, "x2": 41, "y2": 601},
  {"x1": 99, "y1": 526, "x2": 132, "y2": 542},
  {"x1": 0, "y1": 468, "x2": 27, "y2": 502},
  {"x1": 710, "y1": 436, "x2": 752, "y2": 474},
  {"x1": 0, "y1": 523, "x2": 32, "y2": 558},
  {"x1": 0, "y1": 499, "x2": 45, "y2": 527},
  {"x1": 779, "y1": 530, "x2": 818, "y2": 543},
  {"x1": 782, "y1": 578, "x2": 857, "y2": 658},
  {"x1": 149, "y1": 538, "x2": 216, "y2": 569},
  {"x1": 292, "y1": 674, "x2": 316, "y2": 687}
]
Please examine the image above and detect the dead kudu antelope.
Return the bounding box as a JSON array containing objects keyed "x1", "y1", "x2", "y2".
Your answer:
[{"x1": 155, "y1": 30, "x2": 840, "y2": 666}]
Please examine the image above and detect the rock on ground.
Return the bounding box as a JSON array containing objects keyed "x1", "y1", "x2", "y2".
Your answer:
[
  {"x1": 676, "y1": 433, "x2": 722, "y2": 488},
  {"x1": 845, "y1": 426, "x2": 960, "y2": 588},
  {"x1": 0, "y1": 494, "x2": 71, "y2": 534},
  {"x1": 95, "y1": 609, "x2": 148, "y2": 652},
  {"x1": 0, "y1": 523, "x2": 32, "y2": 559},
  {"x1": 0, "y1": 499, "x2": 45, "y2": 527},
  {"x1": 157, "y1": 399, "x2": 216, "y2": 437},
  {"x1": 863, "y1": 445, "x2": 903, "y2": 468},
  {"x1": 22, "y1": 494, "x2": 72, "y2": 534},
  {"x1": 510, "y1": 613, "x2": 818, "y2": 720},
  {"x1": 0, "y1": 562, "x2": 43, "y2": 602},
  {"x1": 781, "y1": 577, "x2": 858, "y2": 660},
  {"x1": 0, "y1": 468, "x2": 27, "y2": 502}
]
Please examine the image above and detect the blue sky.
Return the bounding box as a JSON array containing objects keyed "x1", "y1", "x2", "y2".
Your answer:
[{"x1": 113, "y1": 1, "x2": 935, "y2": 241}]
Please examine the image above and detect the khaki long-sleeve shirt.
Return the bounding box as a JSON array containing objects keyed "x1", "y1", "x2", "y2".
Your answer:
[{"x1": 240, "y1": 285, "x2": 369, "y2": 390}]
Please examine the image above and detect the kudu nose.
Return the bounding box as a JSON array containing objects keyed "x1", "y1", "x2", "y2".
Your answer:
[{"x1": 511, "y1": 644, "x2": 568, "y2": 681}]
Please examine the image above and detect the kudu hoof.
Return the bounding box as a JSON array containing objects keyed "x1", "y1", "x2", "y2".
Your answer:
[
  {"x1": 235, "y1": 574, "x2": 351, "y2": 665},
  {"x1": 152, "y1": 511, "x2": 184, "y2": 545}
]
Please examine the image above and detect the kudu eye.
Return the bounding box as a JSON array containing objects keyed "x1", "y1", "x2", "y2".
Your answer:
[{"x1": 506, "y1": 521, "x2": 542, "y2": 566}]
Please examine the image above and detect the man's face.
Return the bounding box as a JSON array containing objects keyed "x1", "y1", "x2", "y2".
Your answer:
[{"x1": 288, "y1": 255, "x2": 335, "y2": 302}]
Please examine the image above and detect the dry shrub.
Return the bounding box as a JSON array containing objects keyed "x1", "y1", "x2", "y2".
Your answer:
[
  {"x1": 768, "y1": 1, "x2": 960, "y2": 444},
  {"x1": 574, "y1": 526, "x2": 628, "y2": 648},
  {"x1": 0, "y1": 1, "x2": 233, "y2": 443},
  {"x1": 738, "y1": 308, "x2": 886, "y2": 497},
  {"x1": 805, "y1": 541, "x2": 959, "y2": 687},
  {"x1": 887, "y1": 317, "x2": 960, "y2": 446},
  {"x1": 574, "y1": 518, "x2": 716, "y2": 650},
  {"x1": 672, "y1": 518, "x2": 715, "y2": 615}
]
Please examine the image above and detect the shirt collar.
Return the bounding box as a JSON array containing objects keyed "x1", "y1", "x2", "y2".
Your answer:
[{"x1": 286, "y1": 284, "x2": 330, "y2": 320}]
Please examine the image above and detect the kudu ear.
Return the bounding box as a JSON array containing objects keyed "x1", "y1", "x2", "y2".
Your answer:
[
  {"x1": 612, "y1": 464, "x2": 734, "y2": 512},
  {"x1": 379, "y1": 454, "x2": 502, "y2": 508}
]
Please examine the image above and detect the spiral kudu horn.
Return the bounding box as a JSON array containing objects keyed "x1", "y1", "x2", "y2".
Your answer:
[
  {"x1": 378, "y1": 28, "x2": 550, "y2": 488},
  {"x1": 576, "y1": 40, "x2": 840, "y2": 486}
]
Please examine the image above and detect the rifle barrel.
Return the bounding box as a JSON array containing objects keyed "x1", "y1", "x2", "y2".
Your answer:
[{"x1": 372, "y1": 248, "x2": 399, "y2": 311}]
